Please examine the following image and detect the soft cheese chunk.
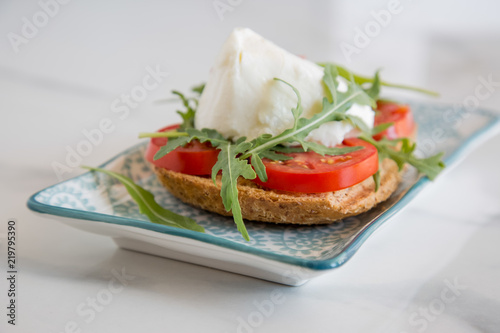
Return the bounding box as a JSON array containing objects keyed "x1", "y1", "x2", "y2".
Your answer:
[
  {"x1": 306, "y1": 104, "x2": 375, "y2": 147},
  {"x1": 195, "y1": 28, "x2": 374, "y2": 147},
  {"x1": 195, "y1": 28, "x2": 325, "y2": 140}
]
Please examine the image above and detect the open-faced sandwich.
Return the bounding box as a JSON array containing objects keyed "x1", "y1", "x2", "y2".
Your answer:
[{"x1": 134, "y1": 28, "x2": 445, "y2": 241}]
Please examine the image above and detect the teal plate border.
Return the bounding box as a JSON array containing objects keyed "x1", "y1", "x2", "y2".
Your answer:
[{"x1": 27, "y1": 102, "x2": 500, "y2": 271}]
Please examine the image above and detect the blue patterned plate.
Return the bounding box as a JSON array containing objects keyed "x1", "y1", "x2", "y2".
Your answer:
[{"x1": 28, "y1": 102, "x2": 500, "y2": 285}]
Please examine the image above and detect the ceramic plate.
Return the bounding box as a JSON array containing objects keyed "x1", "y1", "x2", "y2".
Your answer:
[{"x1": 28, "y1": 102, "x2": 500, "y2": 286}]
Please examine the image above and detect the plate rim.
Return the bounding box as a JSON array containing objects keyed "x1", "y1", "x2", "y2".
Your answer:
[{"x1": 27, "y1": 106, "x2": 500, "y2": 271}]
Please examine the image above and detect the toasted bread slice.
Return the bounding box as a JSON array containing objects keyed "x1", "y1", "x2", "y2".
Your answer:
[{"x1": 152, "y1": 158, "x2": 401, "y2": 225}]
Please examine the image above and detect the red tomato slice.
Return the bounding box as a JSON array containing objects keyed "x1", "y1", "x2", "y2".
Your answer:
[
  {"x1": 145, "y1": 124, "x2": 219, "y2": 175},
  {"x1": 251, "y1": 138, "x2": 378, "y2": 193},
  {"x1": 374, "y1": 101, "x2": 416, "y2": 140}
]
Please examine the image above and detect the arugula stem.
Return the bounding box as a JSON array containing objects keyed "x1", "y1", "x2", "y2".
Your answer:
[
  {"x1": 318, "y1": 63, "x2": 439, "y2": 97},
  {"x1": 379, "y1": 82, "x2": 439, "y2": 97},
  {"x1": 337, "y1": 66, "x2": 439, "y2": 97},
  {"x1": 138, "y1": 131, "x2": 188, "y2": 139}
]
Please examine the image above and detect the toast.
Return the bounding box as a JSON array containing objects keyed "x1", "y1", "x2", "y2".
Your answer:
[{"x1": 152, "y1": 158, "x2": 401, "y2": 225}]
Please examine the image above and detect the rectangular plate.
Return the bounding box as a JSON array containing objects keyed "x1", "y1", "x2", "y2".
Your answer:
[{"x1": 28, "y1": 102, "x2": 500, "y2": 285}]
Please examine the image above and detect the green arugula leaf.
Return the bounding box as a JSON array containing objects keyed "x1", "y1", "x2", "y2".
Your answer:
[
  {"x1": 259, "y1": 149, "x2": 294, "y2": 161},
  {"x1": 300, "y1": 140, "x2": 363, "y2": 156},
  {"x1": 371, "y1": 145, "x2": 387, "y2": 192},
  {"x1": 271, "y1": 143, "x2": 362, "y2": 159},
  {"x1": 186, "y1": 127, "x2": 228, "y2": 145},
  {"x1": 364, "y1": 70, "x2": 381, "y2": 100},
  {"x1": 192, "y1": 83, "x2": 205, "y2": 95},
  {"x1": 154, "y1": 135, "x2": 191, "y2": 160},
  {"x1": 154, "y1": 128, "x2": 227, "y2": 160},
  {"x1": 266, "y1": 144, "x2": 361, "y2": 156},
  {"x1": 172, "y1": 90, "x2": 196, "y2": 130},
  {"x1": 250, "y1": 153, "x2": 267, "y2": 182},
  {"x1": 170, "y1": 83, "x2": 206, "y2": 131},
  {"x1": 371, "y1": 122, "x2": 394, "y2": 136},
  {"x1": 318, "y1": 62, "x2": 439, "y2": 97},
  {"x1": 211, "y1": 139, "x2": 256, "y2": 241},
  {"x1": 359, "y1": 135, "x2": 445, "y2": 180},
  {"x1": 82, "y1": 166, "x2": 205, "y2": 232},
  {"x1": 269, "y1": 146, "x2": 306, "y2": 154},
  {"x1": 151, "y1": 127, "x2": 258, "y2": 240},
  {"x1": 372, "y1": 170, "x2": 381, "y2": 192}
]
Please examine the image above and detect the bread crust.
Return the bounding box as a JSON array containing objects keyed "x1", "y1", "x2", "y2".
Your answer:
[{"x1": 152, "y1": 158, "x2": 401, "y2": 225}]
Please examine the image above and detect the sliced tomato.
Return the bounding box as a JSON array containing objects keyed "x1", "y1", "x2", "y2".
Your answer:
[
  {"x1": 374, "y1": 101, "x2": 416, "y2": 140},
  {"x1": 145, "y1": 124, "x2": 219, "y2": 175},
  {"x1": 251, "y1": 138, "x2": 378, "y2": 193}
]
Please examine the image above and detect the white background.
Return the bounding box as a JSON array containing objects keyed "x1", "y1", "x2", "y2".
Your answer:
[{"x1": 1, "y1": 0, "x2": 500, "y2": 332}]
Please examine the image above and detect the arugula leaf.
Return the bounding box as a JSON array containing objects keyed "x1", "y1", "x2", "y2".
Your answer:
[
  {"x1": 264, "y1": 143, "x2": 362, "y2": 162},
  {"x1": 372, "y1": 170, "x2": 381, "y2": 192},
  {"x1": 82, "y1": 166, "x2": 205, "y2": 232},
  {"x1": 300, "y1": 140, "x2": 363, "y2": 156},
  {"x1": 153, "y1": 128, "x2": 227, "y2": 160},
  {"x1": 269, "y1": 146, "x2": 306, "y2": 154},
  {"x1": 259, "y1": 149, "x2": 294, "y2": 161},
  {"x1": 170, "y1": 83, "x2": 206, "y2": 131},
  {"x1": 154, "y1": 135, "x2": 191, "y2": 160},
  {"x1": 152, "y1": 127, "x2": 258, "y2": 241},
  {"x1": 318, "y1": 62, "x2": 439, "y2": 97},
  {"x1": 172, "y1": 91, "x2": 196, "y2": 130},
  {"x1": 359, "y1": 135, "x2": 445, "y2": 180},
  {"x1": 211, "y1": 139, "x2": 256, "y2": 241},
  {"x1": 364, "y1": 70, "x2": 381, "y2": 100},
  {"x1": 250, "y1": 153, "x2": 267, "y2": 182},
  {"x1": 371, "y1": 122, "x2": 394, "y2": 136},
  {"x1": 192, "y1": 83, "x2": 205, "y2": 95}
]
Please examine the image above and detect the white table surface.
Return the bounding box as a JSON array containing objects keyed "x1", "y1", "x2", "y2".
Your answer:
[{"x1": 1, "y1": 1, "x2": 500, "y2": 332}]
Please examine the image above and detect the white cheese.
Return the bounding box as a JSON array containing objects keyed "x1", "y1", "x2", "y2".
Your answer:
[
  {"x1": 195, "y1": 28, "x2": 324, "y2": 140},
  {"x1": 305, "y1": 121, "x2": 354, "y2": 148},
  {"x1": 195, "y1": 28, "x2": 374, "y2": 147},
  {"x1": 336, "y1": 76, "x2": 349, "y2": 93},
  {"x1": 305, "y1": 104, "x2": 375, "y2": 147},
  {"x1": 346, "y1": 103, "x2": 375, "y2": 125}
]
